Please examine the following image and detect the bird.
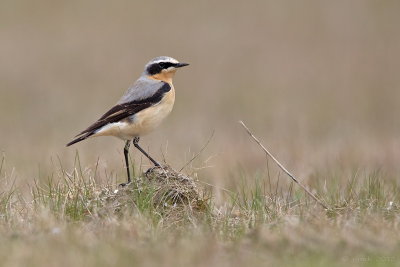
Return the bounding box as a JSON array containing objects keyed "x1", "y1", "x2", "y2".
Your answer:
[{"x1": 66, "y1": 56, "x2": 189, "y2": 185}]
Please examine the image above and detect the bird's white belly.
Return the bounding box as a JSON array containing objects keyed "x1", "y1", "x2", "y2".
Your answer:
[{"x1": 93, "y1": 88, "x2": 175, "y2": 140}]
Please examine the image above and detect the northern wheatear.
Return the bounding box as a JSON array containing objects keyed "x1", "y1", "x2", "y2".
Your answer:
[{"x1": 67, "y1": 56, "x2": 189, "y2": 185}]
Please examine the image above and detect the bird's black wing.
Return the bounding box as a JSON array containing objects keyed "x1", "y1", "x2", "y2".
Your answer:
[{"x1": 66, "y1": 82, "x2": 171, "y2": 146}]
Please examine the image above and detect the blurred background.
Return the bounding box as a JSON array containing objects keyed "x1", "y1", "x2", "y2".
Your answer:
[{"x1": 1, "y1": 0, "x2": 399, "y2": 190}]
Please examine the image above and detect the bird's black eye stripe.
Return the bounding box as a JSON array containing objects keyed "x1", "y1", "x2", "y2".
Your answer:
[
  {"x1": 147, "y1": 62, "x2": 177, "y2": 75},
  {"x1": 158, "y1": 62, "x2": 175, "y2": 69}
]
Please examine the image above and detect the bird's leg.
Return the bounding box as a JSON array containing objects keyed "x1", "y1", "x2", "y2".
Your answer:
[
  {"x1": 132, "y1": 137, "x2": 161, "y2": 167},
  {"x1": 120, "y1": 140, "x2": 131, "y2": 187}
]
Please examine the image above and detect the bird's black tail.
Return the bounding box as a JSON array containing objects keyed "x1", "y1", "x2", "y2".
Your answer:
[{"x1": 66, "y1": 133, "x2": 93, "y2": 147}]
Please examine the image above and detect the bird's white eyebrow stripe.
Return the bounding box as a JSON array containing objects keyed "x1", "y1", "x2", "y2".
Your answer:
[{"x1": 151, "y1": 58, "x2": 179, "y2": 64}]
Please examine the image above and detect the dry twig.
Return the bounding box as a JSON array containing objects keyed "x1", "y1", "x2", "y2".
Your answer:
[{"x1": 239, "y1": 121, "x2": 328, "y2": 210}]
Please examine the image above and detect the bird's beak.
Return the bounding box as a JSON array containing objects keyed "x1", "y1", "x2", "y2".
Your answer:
[{"x1": 175, "y1": 63, "x2": 189, "y2": 68}]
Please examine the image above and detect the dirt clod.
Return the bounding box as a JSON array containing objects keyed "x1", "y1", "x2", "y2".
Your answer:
[{"x1": 98, "y1": 165, "x2": 209, "y2": 223}]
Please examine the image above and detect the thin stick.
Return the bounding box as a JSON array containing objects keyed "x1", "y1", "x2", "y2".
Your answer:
[{"x1": 239, "y1": 121, "x2": 328, "y2": 210}]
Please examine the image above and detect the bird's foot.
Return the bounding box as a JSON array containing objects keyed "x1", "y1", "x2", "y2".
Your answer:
[
  {"x1": 145, "y1": 164, "x2": 164, "y2": 175},
  {"x1": 119, "y1": 181, "x2": 131, "y2": 187}
]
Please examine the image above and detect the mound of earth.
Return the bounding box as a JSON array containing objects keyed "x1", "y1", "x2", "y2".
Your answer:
[{"x1": 96, "y1": 165, "x2": 209, "y2": 223}]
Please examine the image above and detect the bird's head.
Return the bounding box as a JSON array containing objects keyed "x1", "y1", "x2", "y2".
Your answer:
[{"x1": 144, "y1": 56, "x2": 189, "y2": 83}]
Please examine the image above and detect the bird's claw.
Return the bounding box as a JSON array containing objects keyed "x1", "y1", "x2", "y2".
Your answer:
[
  {"x1": 119, "y1": 182, "x2": 131, "y2": 187},
  {"x1": 145, "y1": 165, "x2": 163, "y2": 175}
]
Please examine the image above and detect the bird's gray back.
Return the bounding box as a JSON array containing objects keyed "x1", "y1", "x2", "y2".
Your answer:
[{"x1": 117, "y1": 75, "x2": 165, "y2": 104}]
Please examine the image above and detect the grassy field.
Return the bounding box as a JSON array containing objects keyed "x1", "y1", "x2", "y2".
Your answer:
[
  {"x1": 0, "y1": 152, "x2": 399, "y2": 267},
  {"x1": 1, "y1": 1, "x2": 400, "y2": 266}
]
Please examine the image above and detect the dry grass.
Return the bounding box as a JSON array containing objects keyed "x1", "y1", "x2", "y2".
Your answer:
[{"x1": 0, "y1": 153, "x2": 399, "y2": 266}]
